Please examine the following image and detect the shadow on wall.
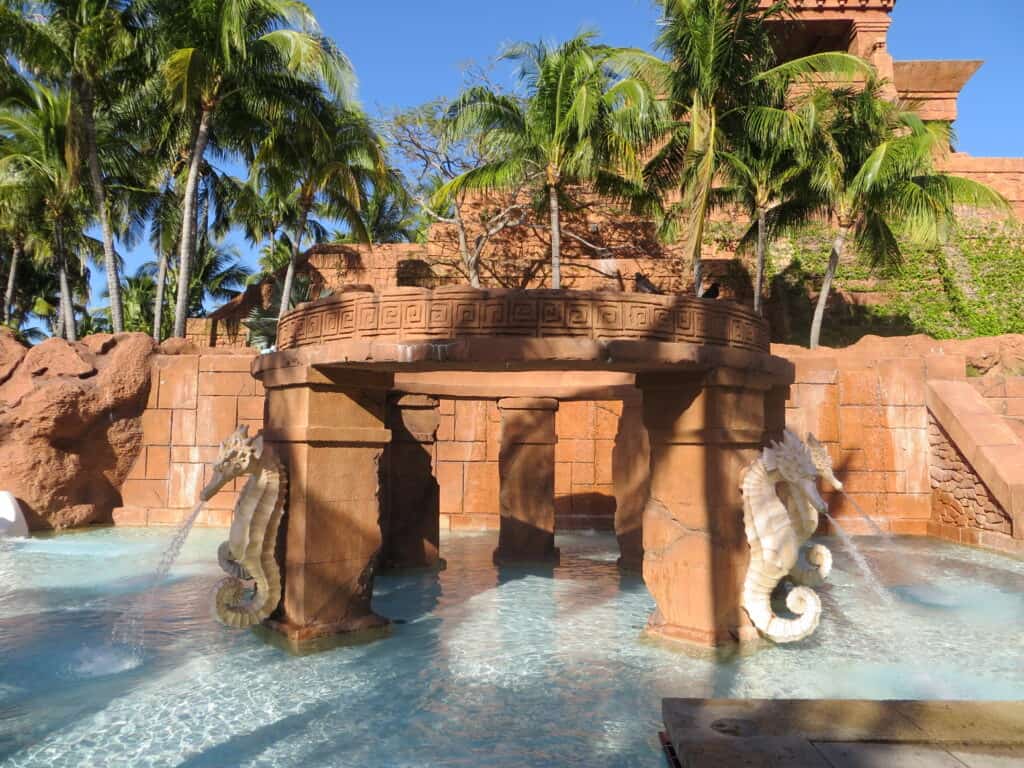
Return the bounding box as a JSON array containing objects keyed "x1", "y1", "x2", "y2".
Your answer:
[
  {"x1": 767, "y1": 259, "x2": 920, "y2": 347},
  {"x1": 554, "y1": 491, "x2": 616, "y2": 531}
]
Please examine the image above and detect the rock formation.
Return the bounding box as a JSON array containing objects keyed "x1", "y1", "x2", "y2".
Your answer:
[{"x1": 0, "y1": 332, "x2": 155, "y2": 530}]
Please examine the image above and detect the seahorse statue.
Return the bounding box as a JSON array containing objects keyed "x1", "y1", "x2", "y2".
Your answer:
[
  {"x1": 200, "y1": 425, "x2": 287, "y2": 629},
  {"x1": 740, "y1": 430, "x2": 838, "y2": 644}
]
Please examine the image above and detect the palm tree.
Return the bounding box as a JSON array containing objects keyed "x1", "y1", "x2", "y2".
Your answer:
[
  {"x1": 144, "y1": 180, "x2": 181, "y2": 341},
  {"x1": 186, "y1": 240, "x2": 251, "y2": 315},
  {"x1": 720, "y1": 136, "x2": 812, "y2": 315},
  {"x1": 438, "y1": 32, "x2": 661, "y2": 289},
  {"x1": 781, "y1": 81, "x2": 1010, "y2": 348},
  {"x1": 105, "y1": 265, "x2": 157, "y2": 334},
  {"x1": 332, "y1": 171, "x2": 420, "y2": 245},
  {"x1": 643, "y1": 0, "x2": 869, "y2": 295},
  {"x1": 1, "y1": 0, "x2": 141, "y2": 333},
  {"x1": 231, "y1": 174, "x2": 298, "y2": 279},
  {"x1": 148, "y1": 0, "x2": 354, "y2": 337},
  {"x1": 0, "y1": 191, "x2": 37, "y2": 326},
  {"x1": 0, "y1": 83, "x2": 92, "y2": 341},
  {"x1": 251, "y1": 100, "x2": 384, "y2": 324}
]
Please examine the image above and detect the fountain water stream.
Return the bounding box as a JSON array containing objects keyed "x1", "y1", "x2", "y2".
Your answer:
[
  {"x1": 823, "y1": 511, "x2": 892, "y2": 605},
  {"x1": 836, "y1": 489, "x2": 891, "y2": 537},
  {"x1": 111, "y1": 501, "x2": 205, "y2": 656}
]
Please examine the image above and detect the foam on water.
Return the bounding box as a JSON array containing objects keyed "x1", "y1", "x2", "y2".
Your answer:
[
  {"x1": 0, "y1": 529, "x2": 1022, "y2": 768},
  {"x1": 66, "y1": 646, "x2": 142, "y2": 679}
]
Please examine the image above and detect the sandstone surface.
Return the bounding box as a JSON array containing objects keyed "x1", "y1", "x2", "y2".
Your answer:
[
  {"x1": 0, "y1": 332, "x2": 155, "y2": 530},
  {"x1": 774, "y1": 333, "x2": 1024, "y2": 376}
]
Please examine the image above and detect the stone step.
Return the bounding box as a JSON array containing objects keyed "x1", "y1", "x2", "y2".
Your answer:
[{"x1": 663, "y1": 699, "x2": 1024, "y2": 768}]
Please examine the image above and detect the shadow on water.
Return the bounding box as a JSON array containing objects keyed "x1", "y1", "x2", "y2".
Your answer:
[{"x1": 174, "y1": 704, "x2": 335, "y2": 768}]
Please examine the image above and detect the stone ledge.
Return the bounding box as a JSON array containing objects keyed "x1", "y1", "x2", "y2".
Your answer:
[
  {"x1": 663, "y1": 699, "x2": 1024, "y2": 768},
  {"x1": 255, "y1": 337, "x2": 795, "y2": 381},
  {"x1": 927, "y1": 380, "x2": 1024, "y2": 538}
]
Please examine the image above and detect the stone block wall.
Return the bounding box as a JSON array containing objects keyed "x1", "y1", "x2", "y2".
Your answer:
[
  {"x1": 114, "y1": 354, "x2": 622, "y2": 531},
  {"x1": 112, "y1": 333, "x2": 1024, "y2": 560},
  {"x1": 928, "y1": 415, "x2": 1013, "y2": 541},
  {"x1": 780, "y1": 351, "x2": 947, "y2": 535},
  {"x1": 925, "y1": 378, "x2": 1023, "y2": 555},
  {"x1": 971, "y1": 375, "x2": 1024, "y2": 441},
  {"x1": 435, "y1": 398, "x2": 619, "y2": 532},
  {"x1": 113, "y1": 350, "x2": 264, "y2": 526},
  {"x1": 937, "y1": 154, "x2": 1024, "y2": 219}
]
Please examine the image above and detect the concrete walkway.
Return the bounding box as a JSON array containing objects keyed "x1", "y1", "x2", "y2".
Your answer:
[{"x1": 662, "y1": 699, "x2": 1024, "y2": 767}]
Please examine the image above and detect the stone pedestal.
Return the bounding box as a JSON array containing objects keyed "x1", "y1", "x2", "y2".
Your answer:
[
  {"x1": 494, "y1": 397, "x2": 559, "y2": 564},
  {"x1": 263, "y1": 367, "x2": 393, "y2": 642},
  {"x1": 382, "y1": 394, "x2": 442, "y2": 570},
  {"x1": 612, "y1": 392, "x2": 650, "y2": 571},
  {"x1": 637, "y1": 370, "x2": 770, "y2": 647}
]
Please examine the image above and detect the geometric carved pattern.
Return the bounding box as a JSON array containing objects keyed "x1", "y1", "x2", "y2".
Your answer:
[{"x1": 277, "y1": 287, "x2": 770, "y2": 353}]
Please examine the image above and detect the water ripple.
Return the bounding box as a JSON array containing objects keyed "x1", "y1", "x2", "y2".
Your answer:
[{"x1": 0, "y1": 529, "x2": 1021, "y2": 767}]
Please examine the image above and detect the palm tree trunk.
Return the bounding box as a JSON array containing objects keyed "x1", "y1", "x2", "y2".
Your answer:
[
  {"x1": 59, "y1": 260, "x2": 76, "y2": 342},
  {"x1": 55, "y1": 222, "x2": 76, "y2": 342},
  {"x1": 754, "y1": 208, "x2": 767, "y2": 316},
  {"x1": 455, "y1": 208, "x2": 479, "y2": 288},
  {"x1": 152, "y1": 247, "x2": 169, "y2": 342},
  {"x1": 548, "y1": 185, "x2": 561, "y2": 289},
  {"x1": 172, "y1": 108, "x2": 212, "y2": 338},
  {"x1": 4, "y1": 240, "x2": 21, "y2": 325},
  {"x1": 76, "y1": 77, "x2": 123, "y2": 333},
  {"x1": 809, "y1": 226, "x2": 849, "y2": 349},
  {"x1": 197, "y1": 183, "x2": 209, "y2": 258},
  {"x1": 277, "y1": 203, "x2": 310, "y2": 325}
]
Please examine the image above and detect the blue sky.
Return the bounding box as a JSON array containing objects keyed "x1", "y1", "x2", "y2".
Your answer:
[
  {"x1": 101, "y1": 0, "x2": 1024, "y2": 309},
  {"x1": 325, "y1": 0, "x2": 1023, "y2": 156}
]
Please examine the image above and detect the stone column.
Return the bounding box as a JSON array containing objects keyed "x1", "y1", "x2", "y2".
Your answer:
[
  {"x1": 382, "y1": 394, "x2": 442, "y2": 570},
  {"x1": 850, "y1": 20, "x2": 896, "y2": 97},
  {"x1": 494, "y1": 397, "x2": 559, "y2": 564},
  {"x1": 261, "y1": 366, "x2": 394, "y2": 643},
  {"x1": 636, "y1": 369, "x2": 771, "y2": 648},
  {"x1": 612, "y1": 391, "x2": 650, "y2": 572}
]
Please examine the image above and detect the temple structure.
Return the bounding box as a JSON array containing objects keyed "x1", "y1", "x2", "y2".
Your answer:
[
  {"x1": 761, "y1": 0, "x2": 1022, "y2": 209},
  {"x1": 113, "y1": 1, "x2": 1024, "y2": 652},
  {"x1": 763, "y1": 0, "x2": 963, "y2": 116},
  {"x1": 191, "y1": 0, "x2": 1022, "y2": 351}
]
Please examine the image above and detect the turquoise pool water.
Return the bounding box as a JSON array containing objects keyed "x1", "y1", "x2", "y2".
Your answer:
[{"x1": 1, "y1": 529, "x2": 1022, "y2": 767}]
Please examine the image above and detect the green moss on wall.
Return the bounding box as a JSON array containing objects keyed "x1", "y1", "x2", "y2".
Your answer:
[{"x1": 761, "y1": 218, "x2": 1024, "y2": 346}]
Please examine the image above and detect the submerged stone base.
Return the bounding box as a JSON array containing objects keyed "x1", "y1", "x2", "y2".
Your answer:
[
  {"x1": 663, "y1": 699, "x2": 1024, "y2": 767},
  {"x1": 264, "y1": 613, "x2": 390, "y2": 644}
]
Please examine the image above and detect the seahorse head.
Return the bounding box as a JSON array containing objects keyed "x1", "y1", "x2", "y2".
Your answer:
[
  {"x1": 200, "y1": 425, "x2": 264, "y2": 501},
  {"x1": 806, "y1": 433, "x2": 843, "y2": 491},
  {"x1": 763, "y1": 430, "x2": 827, "y2": 514}
]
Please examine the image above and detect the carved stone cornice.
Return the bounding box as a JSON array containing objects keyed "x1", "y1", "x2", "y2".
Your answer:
[
  {"x1": 768, "y1": 0, "x2": 895, "y2": 10},
  {"x1": 276, "y1": 287, "x2": 771, "y2": 355}
]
